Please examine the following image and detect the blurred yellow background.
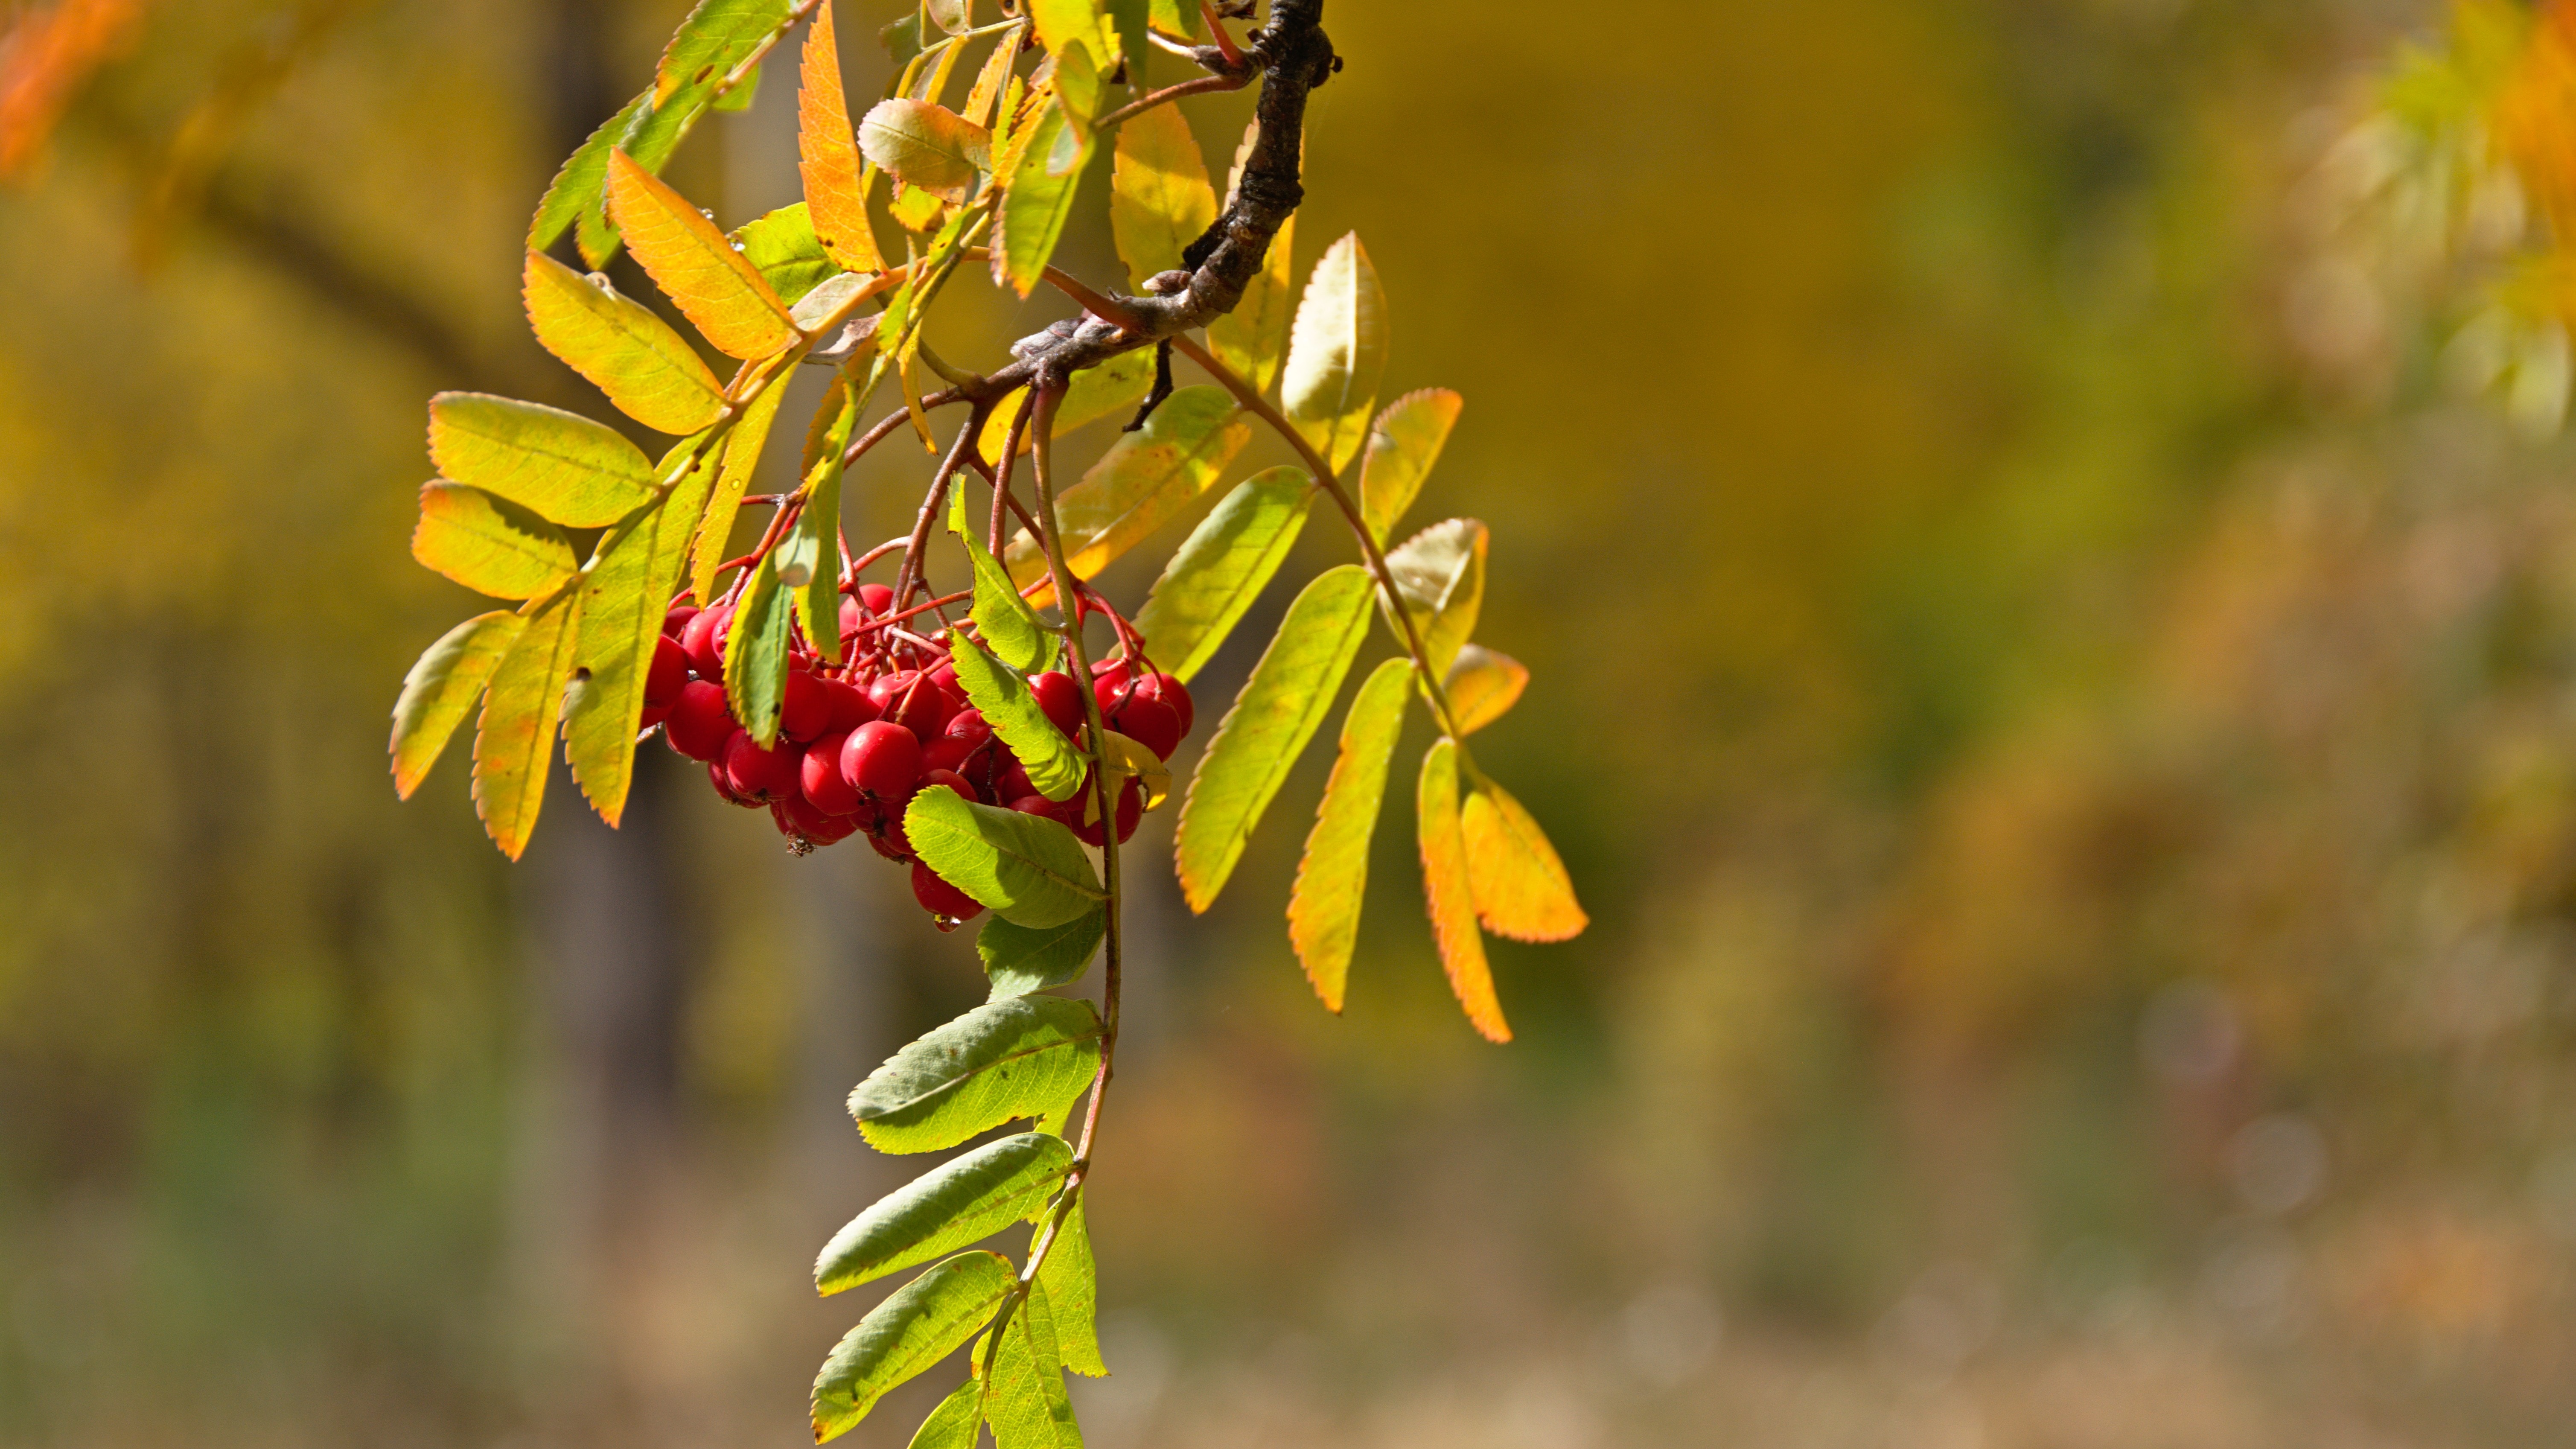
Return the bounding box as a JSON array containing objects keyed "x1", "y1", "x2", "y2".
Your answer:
[{"x1": 8, "y1": 0, "x2": 2576, "y2": 1445}]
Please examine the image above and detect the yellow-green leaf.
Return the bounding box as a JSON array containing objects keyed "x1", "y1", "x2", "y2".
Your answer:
[
  {"x1": 1174, "y1": 566, "x2": 1376, "y2": 913},
  {"x1": 655, "y1": 0, "x2": 798, "y2": 106},
  {"x1": 979, "y1": 908, "x2": 1105, "y2": 1000},
  {"x1": 1002, "y1": 386, "x2": 1248, "y2": 603},
  {"x1": 411, "y1": 483, "x2": 577, "y2": 600},
  {"x1": 860, "y1": 98, "x2": 992, "y2": 204},
  {"x1": 523, "y1": 251, "x2": 729, "y2": 435},
  {"x1": 950, "y1": 635, "x2": 1087, "y2": 802},
  {"x1": 992, "y1": 99, "x2": 1092, "y2": 297},
  {"x1": 981, "y1": 1278, "x2": 1080, "y2": 1449},
  {"x1": 565, "y1": 434, "x2": 720, "y2": 826},
  {"x1": 811, "y1": 1251, "x2": 1014, "y2": 1443},
  {"x1": 849, "y1": 996, "x2": 1103, "y2": 1153},
  {"x1": 529, "y1": 87, "x2": 650, "y2": 255},
  {"x1": 723, "y1": 547, "x2": 797, "y2": 746},
  {"x1": 1147, "y1": 0, "x2": 1200, "y2": 38},
  {"x1": 427, "y1": 392, "x2": 656, "y2": 529},
  {"x1": 1286, "y1": 657, "x2": 1412, "y2": 1012},
  {"x1": 390, "y1": 611, "x2": 527, "y2": 800},
  {"x1": 908, "y1": 1380, "x2": 983, "y2": 1449},
  {"x1": 1029, "y1": 0, "x2": 1111, "y2": 76},
  {"x1": 606, "y1": 149, "x2": 799, "y2": 360},
  {"x1": 1417, "y1": 738, "x2": 1508, "y2": 1042},
  {"x1": 907, "y1": 785, "x2": 1105, "y2": 928},
  {"x1": 816, "y1": 1133, "x2": 1074, "y2": 1294},
  {"x1": 471, "y1": 592, "x2": 581, "y2": 862},
  {"x1": 689, "y1": 373, "x2": 790, "y2": 606},
  {"x1": 1132, "y1": 466, "x2": 1313, "y2": 683},
  {"x1": 1461, "y1": 773, "x2": 1587, "y2": 942},
  {"x1": 786, "y1": 383, "x2": 863, "y2": 661},
  {"x1": 1109, "y1": 101, "x2": 1216, "y2": 289},
  {"x1": 1443, "y1": 644, "x2": 1526, "y2": 735},
  {"x1": 734, "y1": 202, "x2": 841, "y2": 305},
  {"x1": 950, "y1": 488, "x2": 1054, "y2": 671},
  {"x1": 1034, "y1": 1199, "x2": 1106, "y2": 1376},
  {"x1": 1357, "y1": 388, "x2": 1460, "y2": 544},
  {"x1": 974, "y1": 349, "x2": 1158, "y2": 460},
  {"x1": 1279, "y1": 231, "x2": 1388, "y2": 476},
  {"x1": 798, "y1": 0, "x2": 887, "y2": 274},
  {"x1": 1382, "y1": 517, "x2": 1486, "y2": 678},
  {"x1": 1206, "y1": 122, "x2": 1295, "y2": 396}
]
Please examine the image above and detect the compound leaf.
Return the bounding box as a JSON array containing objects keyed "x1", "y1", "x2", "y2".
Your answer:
[
  {"x1": 949, "y1": 637, "x2": 1086, "y2": 802},
  {"x1": 982, "y1": 1278, "x2": 1080, "y2": 1449},
  {"x1": 1279, "y1": 231, "x2": 1387, "y2": 476},
  {"x1": 850, "y1": 995, "x2": 1104, "y2": 1153},
  {"x1": 980, "y1": 908, "x2": 1105, "y2": 999},
  {"x1": 412, "y1": 483, "x2": 577, "y2": 600},
  {"x1": 798, "y1": 0, "x2": 888, "y2": 273},
  {"x1": 1035, "y1": 1199, "x2": 1105, "y2": 1376},
  {"x1": 1174, "y1": 565, "x2": 1375, "y2": 912},
  {"x1": 1461, "y1": 774, "x2": 1587, "y2": 942},
  {"x1": 566, "y1": 434, "x2": 720, "y2": 826},
  {"x1": 1109, "y1": 101, "x2": 1215, "y2": 289},
  {"x1": 606, "y1": 149, "x2": 799, "y2": 360},
  {"x1": 817, "y1": 1133, "x2": 1075, "y2": 1294},
  {"x1": 1418, "y1": 738, "x2": 1508, "y2": 1042},
  {"x1": 1002, "y1": 386, "x2": 1248, "y2": 601},
  {"x1": 1357, "y1": 388, "x2": 1460, "y2": 544},
  {"x1": 1443, "y1": 644, "x2": 1526, "y2": 735},
  {"x1": 390, "y1": 611, "x2": 527, "y2": 799},
  {"x1": 1132, "y1": 466, "x2": 1313, "y2": 684},
  {"x1": 1383, "y1": 517, "x2": 1485, "y2": 678},
  {"x1": 471, "y1": 591, "x2": 581, "y2": 861},
  {"x1": 812, "y1": 1251, "x2": 1014, "y2": 1443},
  {"x1": 523, "y1": 251, "x2": 728, "y2": 435},
  {"x1": 1286, "y1": 656, "x2": 1412, "y2": 1011},
  {"x1": 428, "y1": 393, "x2": 657, "y2": 528},
  {"x1": 908, "y1": 786, "x2": 1104, "y2": 928}
]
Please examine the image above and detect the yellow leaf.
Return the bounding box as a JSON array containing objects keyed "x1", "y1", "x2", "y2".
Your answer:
[
  {"x1": 1003, "y1": 387, "x2": 1248, "y2": 605},
  {"x1": 472, "y1": 592, "x2": 581, "y2": 861},
  {"x1": 411, "y1": 483, "x2": 577, "y2": 600},
  {"x1": 690, "y1": 376, "x2": 791, "y2": 606},
  {"x1": 1110, "y1": 102, "x2": 1217, "y2": 289},
  {"x1": 797, "y1": 0, "x2": 886, "y2": 274},
  {"x1": 1287, "y1": 657, "x2": 1413, "y2": 1012},
  {"x1": 858, "y1": 98, "x2": 991, "y2": 205},
  {"x1": 522, "y1": 251, "x2": 728, "y2": 435},
  {"x1": 962, "y1": 21, "x2": 1025, "y2": 129},
  {"x1": 1460, "y1": 773, "x2": 1586, "y2": 942},
  {"x1": 1095, "y1": 729, "x2": 1171, "y2": 812},
  {"x1": 390, "y1": 611, "x2": 527, "y2": 800},
  {"x1": 1443, "y1": 644, "x2": 1527, "y2": 735},
  {"x1": 1383, "y1": 517, "x2": 1486, "y2": 677},
  {"x1": 605, "y1": 149, "x2": 799, "y2": 360},
  {"x1": 1279, "y1": 230, "x2": 1387, "y2": 475},
  {"x1": 1417, "y1": 738, "x2": 1509, "y2": 1042},
  {"x1": 1357, "y1": 388, "x2": 1460, "y2": 544},
  {"x1": 427, "y1": 392, "x2": 657, "y2": 529}
]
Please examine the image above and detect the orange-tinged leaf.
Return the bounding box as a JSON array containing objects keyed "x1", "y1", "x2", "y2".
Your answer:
[
  {"x1": 1443, "y1": 643, "x2": 1527, "y2": 735},
  {"x1": 472, "y1": 592, "x2": 581, "y2": 861},
  {"x1": 390, "y1": 610, "x2": 527, "y2": 800},
  {"x1": 796, "y1": 0, "x2": 886, "y2": 274},
  {"x1": 1357, "y1": 388, "x2": 1460, "y2": 544},
  {"x1": 1287, "y1": 657, "x2": 1412, "y2": 1011},
  {"x1": 1383, "y1": 517, "x2": 1486, "y2": 678},
  {"x1": 523, "y1": 251, "x2": 728, "y2": 435},
  {"x1": 605, "y1": 149, "x2": 799, "y2": 359},
  {"x1": 858, "y1": 98, "x2": 991, "y2": 204},
  {"x1": 1417, "y1": 738, "x2": 1508, "y2": 1042},
  {"x1": 1460, "y1": 772, "x2": 1587, "y2": 943},
  {"x1": 962, "y1": 20, "x2": 1024, "y2": 128},
  {"x1": 412, "y1": 483, "x2": 577, "y2": 600},
  {"x1": 1110, "y1": 101, "x2": 1216, "y2": 289},
  {"x1": 1002, "y1": 386, "x2": 1246, "y2": 604}
]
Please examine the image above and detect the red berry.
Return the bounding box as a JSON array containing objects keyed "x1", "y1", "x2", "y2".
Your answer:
[
  {"x1": 1140, "y1": 672, "x2": 1193, "y2": 736},
  {"x1": 923, "y1": 767, "x2": 982, "y2": 804},
  {"x1": 944, "y1": 708, "x2": 993, "y2": 746},
  {"x1": 994, "y1": 758, "x2": 1034, "y2": 803},
  {"x1": 639, "y1": 699, "x2": 673, "y2": 731},
  {"x1": 781, "y1": 669, "x2": 832, "y2": 741},
  {"x1": 775, "y1": 792, "x2": 857, "y2": 846},
  {"x1": 841, "y1": 720, "x2": 924, "y2": 801},
  {"x1": 800, "y1": 731, "x2": 863, "y2": 814},
  {"x1": 681, "y1": 604, "x2": 733, "y2": 678},
  {"x1": 1073, "y1": 778, "x2": 1144, "y2": 848},
  {"x1": 1107, "y1": 694, "x2": 1182, "y2": 761},
  {"x1": 867, "y1": 669, "x2": 918, "y2": 714},
  {"x1": 663, "y1": 602, "x2": 699, "y2": 638},
  {"x1": 1009, "y1": 793, "x2": 1079, "y2": 829},
  {"x1": 859, "y1": 583, "x2": 895, "y2": 616},
  {"x1": 1029, "y1": 671, "x2": 1084, "y2": 737},
  {"x1": 823, "y1": 678, "x2": 877, "y2": 732},
  {"x1": 645, "y1": 634, "x2": 689, "y2": 707},
  {"x1": 839, "y1": 594, "x2": 863, "y2": 638},
  {"x1": 910, "y1": 860, "x2": 985, "y2": 924},
  {"x1": 664, "y1": 680, "x2": 734, "y2": 760},
  {"x1": 708, "y1": 759, "x2": 758, "y2": 808},
  {"x1": 723, "y1": 731, "x2": 802, "y2": 802},
  {"x1": 928, "y1": 659, "x2": 959, "y2": 691},
  {"x1": 888, "y1": 673, "x2": 956, "y2": 743},
  {"x1": 924, "y1": 735, "x2": 973, "y2": 773},
  {"x1": 866, "y1": 819, "x2": 912, "y2": 862}
]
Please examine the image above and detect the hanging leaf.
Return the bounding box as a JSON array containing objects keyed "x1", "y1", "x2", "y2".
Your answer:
[
  {"x1": 606, "y1": 149, "x2": 800, "y2": 360},
  {"x1": 529, "y1": 88, "x2": 650, "y2": 255},
  {"x1": 1207, "y1": 122, "x2": 1295, "y2": 396},
  {"x1": 1417, "y1": 738, "x2": 1508, "y2": 1042},
  {"x1": 523, "y1": 251, "x2": 729, "y2": 435},
  {"x1": 1286, "y1": 657, "x2": 1412, "y2": 1012},
  {"x1": 1132, "y1": 466, "x2": 1313, "y2": 683},
  {"x1": 1279, "y1": 231, "x2": 1389, "y2": 476},
  {"x1": 812, "y1": 1251, "x2": 1015, "y2": 1443},
  {"x1": 471, "y1": 592, "x2": 581, "y2": 861},
  {"x1": 1460, "y1": 774, "x2": 1587, "y2": 942},
  {"x1": 950, "y1": 490, "x2": 1055, "y2": 671},
  {"x1": 656, "y1": 0, "x2": 799, "y2": 105},
  {"x1": 390, "y1": 611, "x2": 527, "y2": 799},
  {"x1": 1001, "y1": 386, "x2": 1249, "y2": 601},
  {"x1": 1174, "y1": 566, "x2": 1376, "y2": 912},
  {"x1": 689, "y1": 374, "x2": 792, "y2": 606},
  {"x1": 1382, "y1": 517, "x2": 1486, "y2": 677},
  {"x1": 1357, "y1": 388, "x2": 1460, "y2": 544},
  {"x1": 565, "y1": 436, "x2": 720, "y2": 826},
  {"x1": 411, "y1": 484, "x2": 578, "y2": 600},
  {"x1": 1110, "y1": 102, "x2": 1216, "y2": 289},
  {"x1": 427, "y1": 394, "x2": 657, "y2": 530},
  {"x1": 849, "y1": 995, "x2": 1104, "y2": 1153},
  {"x1": 785, "y1": 388, "x2": 863, "y2": 661},
  {"x1": 1034, "y1": 1200, "x2": 1106, "y2": 1376},
  {"x1": 798, "y1": 0, "x2": 888, "y2": 273},
  {"x1": 981, "y1": 1278, "x2": 1081, "y2": 1449},
  {"x1": 962, "y1": 21, "x2": 1026, "y2": 129},
  {"x1": 909, "y1": 1381, "x2": 984, "y2": 1449},
  {"x1": 1443, "y1": 644, "x2": 1526, "y2": 735},
  {"x1": 992, "y1": 99, "x2": 1093, "y2": 297},
  {"x1": 979, "y1": 908, "x2": 1105, "y2": 999},
  {"x1": 734, "y1": 202, "x2": 842, "y2": 305},
  {"x1": 1029, "y1": 0, "x2": 1111, "y2": 77},
  {"x1": 948, "y1": 636, "x2": 1087, "y2": 802},
  {"x1": 908, "y1": 785, "x2": 1105, "y2": 927},
  {"x1": 860, "y1": 98, "x2": 992, "y2": 204},
  {"x1": 817, "y1": 1133, "x2": 1075, "y2": 1293},
  {"x1": 723, "y1": 548, "x2": 798, "y2": 745},
  {"x1": 974, "y1": 349, "x2": 1158, "y2": 460}
]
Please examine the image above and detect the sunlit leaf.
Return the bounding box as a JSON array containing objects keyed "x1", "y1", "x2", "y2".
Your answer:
[
  {"x1": 606, "y1": 149, "x2": 799, "y2": 360},
  {"x1": 992, "y1": 99, "x2": 1092, "y2": 297},
  {"x1": 1147, "y1": 0, "x2": 1201, "y2": 38},
  {"x1": 1110, "y1": 102, "x2": 1216, "y2": 289},
  {"x1": 1049, "y1": 29, "x2": 1109, "y2": 134},
  {"x1": 1029, "y1": 0, "x2": 1110, "y2": 76},
  {"x1": 529, "y1": 87, "x2": 650, "y2": 254},
  {"x1": 796, "y1": 0, "x2": 888, "y2": 274},
  {"x1": 1206, "y1": 123, "x2": 1295, "y2": 396},
  {"x1": 907, "y1": 785, "x2": 1106, "y2": 927},
  {"x1": 656, "y1": 0, "x2": 798, "y2": 105},
  {"x1": 471, "y1": 591, "x2": 580, "y2": 862},
  {"x1": 412, "y1": 483, "x2": 577, "y2": 600},
  {"x1": 1286, "y1": 656, "x2": 1411, "y2": 1011},
  {"x1": 979, "y1": 909, "x2": 1105, "y2": 999},
  {"x1": 390, "y1": 611, "x2": 527, "y2": 800},
  {"x1": 1132, "y1": 466, "x2": 1313, "y2": 683},
  {"x1": 1356, "y1": 388, "x2": 1459, "y2": 544},
  {"x1": 949, "y1": 636, "x2": 1087, "y2": 802},
  {"x1": 908, "y1": 1381, "x2": 983, "y2": 1449},
  {"x1": 689, "y1": 373, "x2": 790, "y2": 606},
  {"x1": 950, "y1": 490, "x2": 1055, "y2": 672},
  {"x1": 713, "y1": 58, "x2": 763, "y2": 111},
  {"x1": 565, "y1": 434, "x2": 720, "y2": 826},
  {"x1": 1460, "y1": 773, "x2": 1587, "y2": 942},
  {"x1": 1002, "y1": 386, "x2": 1249, "y2": 602},
  {"x1": 1279, "y1": 231, "x2": 1388, "y2": 476},
  {"x1": 723, "y1": 546, "x2": 796, "y2": 746},
  {"x1": 523, "y1": 251, "x2": 728, "y2": 435},
  {"x1": 785, "y1": 384, "x2": 863, "y2": 661},
  {"x1": 850, "y1": 995, "x2": 1104, "y2": 1153},
  {"x1": 1417, "y1": 738, "x2": 1508, "y2": 1042},
  {"x1": 1034, "y1": 1199, "x2": 1105, "y2": 1376},
  {"x1": 982, "y1": 1278, "x2": 1081, "y2": 1449},
  {"x1": 962, "y1": 21, "x2": 1026, "y2": 128},
  {"x1": 812, "y1": 1251, "x2": 1014, "y2": 1443},
  {"x1": 817, "y1": 1133, "x2": 1075, "y2": 1293},
  {"x1": 1174, "y1": 566, "x2": 1376, "y2": 912},
  {"x1": 1442, "y1": 644, "x2": 1526, "y2": 736},
  {"x1": 860, "y1": 98, "x2": 992, "y2": 204},
  {"x1": 975, "y1": 350, "x2": 1157, "y2": 460},
  {"x1": 924, "y1": 0, "x2": 971, "y2": 37},
  {"x1": 1382, "y1": 517, "x2": 1485, "y2": 677},
  {"x1": 734, "y1": 202, "x2": 841, "y2": 305},
  {"x1": 427, "y1": 392, "x2": 656, "y2": 529},
  {"x1": 1095, "y1": 729, "x2": 1169, "y2": 812}
]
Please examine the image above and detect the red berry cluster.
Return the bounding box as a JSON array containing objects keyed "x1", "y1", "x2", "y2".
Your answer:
[{"x1": 639, "y1": 583, "x2": 1194, "y2": 927}]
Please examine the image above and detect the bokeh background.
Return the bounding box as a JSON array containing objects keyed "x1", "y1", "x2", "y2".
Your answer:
[{"x1": 10, "y1": 0, "x2": 2576, "y2": 1444}]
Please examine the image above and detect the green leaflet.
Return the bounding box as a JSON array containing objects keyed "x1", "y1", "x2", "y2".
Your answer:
[
  {"x1": 1174, "y1": 566, "x2": 1376, "y2": 913},
  {"x1": 713, "y1": 57, "x2": 761, "y2": 110},
  {"x1": 812, "y1": 1251, "x2": 1014, "y2": 1443},
  {"x1": 982, "y1": 1278, "x2": 1081, "y2": 1449},
  {"x1": 471, "y1": 591, "x2": 580, "y2": 862},
  {"x1": 734, "y1": 201, "x2": 840, "y2": 304},
  {"x1": 656, "y1": 0, "x2": 797, "y2": 106},
  {"x1": 522, "y1": 252, "x2": 728, "y2": 435},
  {"x1": 1382, "y1": 518, "x2": 1486, "y2": 678},
  {"x1": 411, "y1": 483, "x2": 577, "y2": 600},
  {"x1": 565, "y1": 433, "x2": 720, "y2": 827},
  {"x1": 906, "y1": 786, "x2": 1104, "y2": 927},
  {"x1": 1002, "y1": 387, "x2": 1250, "y2": 596},
  {"x1": 1104, "y1": 0, "x2": 1149, "y2": 76},
  {"x1": 950, "y1": 489, "x2": 1055, "y2": 672},
  {"x1": 909, "y1": 1379, "x2": 984, "y2": 1449},
  {"x1": 816, "y1": 1133, "x2": 1075, "y2": 1294},
  {"x1": 979, "y1": 909, "x2": 1104, "y2": 1000},
  {"x1": 1357, "y1": 388, "x2": 1461, "y2": 544},
  {"x1": 1285, "y1": 657, "x2": 1413, "y2": 1012},
  {"x1": 785, "y1": 386, "x2": 862, "y2": 662},
  {"x1": 1132, "y1": 466, "x2": 1313, "y2": 684},
  {"x1": 426, "y1": 393, "x2": 656, "y2": 529},
  {"x1": 994, "y1": 99, "x2": 1092, "y2": 297},
  {"x1": 723, "y1": 548, "x2": 797, "y2": 746},
  {"x1": 1207, "y1": 202, "x2": 1293, "y2": 399},
  {"x1": 849, "y1": 995, "x2": 1104, "y2": 1154},
  {"x1": 1035, "y1": 1200, "x2": 1106, "y2": 1376},
  {"x1": 1443, "y1": 643, "x2": 1527, "y2": 735},
  {"x1": 689, "y1": 373, "x2": 790, "y2": 606},
  {"x1": 528, "y1": 87, "x2": 649, "y2": 254},
  {"x1": 948, "y1": 638, "x2": 1086, "y2": 802},
  {"x1": 1109, "y1": 101, "x2": 1215, "y2": 289},
  {"x1": 390, "y1": 611, "x2": 527, "y2": 800},
  {"x1": 1148, "y1": 0, "x2": 1201, "y2": 38},
  {"x1": 1279, "y1": 231, "x2": 1389, "y2": 476}
]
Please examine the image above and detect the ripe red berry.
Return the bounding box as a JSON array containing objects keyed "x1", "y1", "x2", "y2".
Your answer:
[
  {"x1": 867, "y1": 669, "x2": 918, "y2": 714},
  {"x1": 681, "y1": 604, "x2": 733, "y2": 678},
  {"x1": 1140, "y1": 672, "x2": 1193, "y2": 736},
  {"x1": 839, "y1": 594, "x2": 863, "y2": 638},
  {"x1": 822, "y1": 678, "x2": 876, "y2": 732},
  {"x1": 1106, "y1": 694, "x2": 1182, "y2": 761},
  {"x1": 994, "y1": 758, "x2": 1034, "y2": 803},
  {"x1": 1029, "y1": 671, "x2": 1084, "y2": 737},
  {"x1": 887, "y1": 673, "x2": 956, "y2": 743},
  {"x1": 775, "y1": 792, "x2": 857, "y2": 846},
  {"x1": 1072, "y1": 777, "x2": 1144, "y2": 848},
  {"x1": 866, "y1": 818, "x2": 912, "y2": 862},
  {"x1": 928, "y1": 659, "x2": 959, "y2": 691},
  {"x1": 780, "y1": 669, "x2": 831, "y2": 741},
  {"x1": 800, "y1": 731, "x2": 862, "y2": 814},
  {"x1": 663, "y1": 602, "x2": 699, "y2": 638},
  {"x1": 1008, "y1": 793, "x2": 1079, "y2": 829},
  {"x1": 909, "y1": 860, "x2": 984, "y2": 924},
  {"x1": 924, "y1": 735, "x2": 973, "y2": 773},
  {"x1": 944, "y1": 708, "x2": 993, "y2": 746},
  {"x1": 859, "y1": 583, "x2": 895, "y2": 616},
  {"x1": 708, "y1": 759, "x2": 758, "y2": 808},
  {"x1": 722, "y1": 731, "x2": 802, "y2": 802},
  {"x1": 922, "y1": 767, "x2": 981, "y2": 804},
  {"x1": 841, "y1": 720, "x2": 923, "y2": 801},
  {"x1": 664, "y1": 680, "x2": 735, "y2": 760},
  {"x1": 645, "y1": 634, "x2": 688, "y2": 707},
  {"x1": 639, "y1": 699, "x2": 673, "y2": 731}
]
